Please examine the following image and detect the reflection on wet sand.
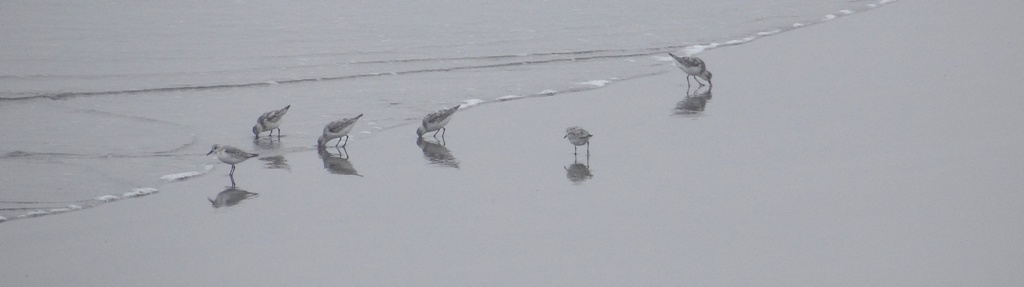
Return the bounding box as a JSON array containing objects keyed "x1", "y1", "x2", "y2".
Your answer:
[
  {"x1": 251, "y1": 137, "x2": 290, "y2": 170},
  {"x1": 565, "y1": 156, "x2": 593, "y2": 184},
  {"x1": 675, "y1": 86, "x2": 713, "y2": 115},
  {"x1": 209, "y1": 186, "x2": 259, "y2": 208},
  {"x1": 318, "y1": 147, "x2": 362, "y2": 176},
  {"x1": 417, "y1": 138, "x2": 459, "y2": 168},
  {"x1": 259, "y1": 155, "x2": 290, "y2": 170},
  {"x1": 252, "y1": 136, "x2": 283, "y2": 149}
]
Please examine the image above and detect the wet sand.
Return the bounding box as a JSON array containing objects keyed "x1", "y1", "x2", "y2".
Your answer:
[{"x1": 3, "y1": 1, "x2": 1023, "y2": 285}]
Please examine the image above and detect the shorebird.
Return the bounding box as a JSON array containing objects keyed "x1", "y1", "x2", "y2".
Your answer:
[
  {"x1": 417, "y1": 105, "x2": 460, "y2": 139},
  {"x1": 252, "y1": 105, "x2": 291, "y2": 138},
  {"x1": 668, "y1": 53, "x2": 712, "y2": 88},
  {"x1": 564, "y1": 126, "x2": 593, "y2": 155},
  {"x1": 206, "y1": 144, "x2": 259, "y2": 176},
  {"x1": 317, "y1": 114, "x2": 363, "y2": 148}
]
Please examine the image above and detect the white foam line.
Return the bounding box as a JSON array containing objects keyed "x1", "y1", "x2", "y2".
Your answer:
[
  {"x1": 793, "y1": 22, "x2": 805, "y2": 27},
  {"x1": 823, "y1": 14, "x2": 837, "y2": 20},
  {"x1": 49, "y1": 207, "x2": 71, "y2": 213},
  {"x1": 578, "y1": 80, "x2": 610, "y2": 87},
  {"x1": 95, "y1": 195, "x2": 120, "y2": 202},
  {"x1": 18, "y1": 210, "x2": 50, "y2": 218},
  {"x1": 537, "y1": 89, "x2": 557, "y2": 96},
  {"x1": 497, "y1": 95, "x2": 522, "y2": 101},
  {"x1": 839, "y1": 10, "x2": 854, "y2": 15},
  {"x1": 123, "y1": 187, "x2": 158, "y2": 198},
  {"x1": 459, "y1": 99, "x2": 485, "y2": 109},
  {"x1": 161, "y1": 164, "x2": 214, "y2": 181}
]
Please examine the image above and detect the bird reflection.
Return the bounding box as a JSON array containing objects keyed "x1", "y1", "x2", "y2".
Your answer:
[
  {"x1": 565, "y1": 156, "x2": 593, "y2": 184},
  {"x1": 318, "y1": 147, "x2": 362, "y2": 176},
  {"x1": 258, "y1": 155, "x2": 290, "y2": 171},
  {"x1": 252, "y1": 135, "x2": 283, "y2": 148},
  {"x1": 417, "y1": 138, "x2": 459, "y2": 168},
  {"x1": 251, "y1": 138, "x2": 290, "y2": 170},
  {"x1": 675, "y1": 87, "x2": 713, "y2": 116},
  {"x1": 209, "y1": 186, "x2": 259, "y2": 208}
]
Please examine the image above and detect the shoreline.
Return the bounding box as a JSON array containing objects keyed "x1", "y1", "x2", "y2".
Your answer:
[
  {"x1": 3, "y1": 1, "x2": 1023, "y2": 286},
  {"x1": 0, "y1": 0, "x2": 894, "y2": 222}
]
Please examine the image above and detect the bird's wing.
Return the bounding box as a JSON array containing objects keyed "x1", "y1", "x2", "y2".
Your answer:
[
  {"x1": 425, "y1": 106, "x2": 458, "y2": 125},
  {"x1": 326, "y1": 114, "x2": 362, "y2": 133},
  {"x1": 224, "y1": 146, "x2": 258, "y2": 158},
  {"x1": 263, "y1": 105, "x2": 290, "y2": 122}
]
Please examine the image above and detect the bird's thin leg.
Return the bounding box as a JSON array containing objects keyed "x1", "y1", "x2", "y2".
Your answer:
[
  {"x1": 341, "y1": 135, "x2": 349, "y2": 148},
  {"x1": 433, "y1": 129, "x2": 440, "y2": 139},
  {"x1": 229, "y1": 165, "x2": 236, "y2": 176},
  {"x1": 586, "y1": 142, "x2": 590, "y2": 156},
  {"x1": 573, "y1": 145, "x2": 578, "y2": 155},
  {"x1": 267, "y1": 129, "x2": 273, "y2": 138},
  {"x1": 340, "y1": 146, "x2": 349, "y2": 159},
  {"x1": 687, "y1": 76, "x2": 692, "y2": 89},
  {"x1": 230, "y1": 174, "x2": 236, "y2": 187},
  {"x1": 276, "y1": 128, "x2": 282, "y2": 138},
  {"x1": 334, "y1": 137, "x2": 341, "y2": 148}
]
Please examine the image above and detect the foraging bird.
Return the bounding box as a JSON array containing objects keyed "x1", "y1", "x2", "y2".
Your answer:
[
  {"x1": 668, "y1": 53, "x2": 712, "y2": 88},
  {"x1": 206, "y1": 144, "x2": 259, "y2": 176},
  {"x1": 252, "y1": 105, "x2": 291, "y2": 137},
  {"x1": 317, "y1": 114, "x2": 363, "y2": 148},
  {"x1": 564, "y1": 126, "x2": 593, "y2": 155},
  {"x1": 416, "y1": 105, "x2": 460, "y2": 139}
]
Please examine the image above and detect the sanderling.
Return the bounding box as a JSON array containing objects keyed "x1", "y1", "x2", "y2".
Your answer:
[
  {"x1": 317, "y1": 114, "x2": 363, "y2": 148},
  {"x1": 564, "y1": 126, "x2": 593, "y2": 155},
  {"x1": 206, "y1": 144, "x2": 259, "y2": 176},
  {"x1": 253, "y1": 105, "x2": 291, "y2": 137},
  {"x1": 668, "y1": 53, "x2": 713, "y2": 88},
  {"x1": 417, "y1": 105, "x2": 460, "y2": 139}
]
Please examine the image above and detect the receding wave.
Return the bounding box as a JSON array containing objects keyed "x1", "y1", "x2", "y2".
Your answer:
[
  {"x1": 0, "y1": 0, "x2": 893, "y2": 102},
  {"x1": 0, "y1": 187, "x2": 158, "y2": 224}
]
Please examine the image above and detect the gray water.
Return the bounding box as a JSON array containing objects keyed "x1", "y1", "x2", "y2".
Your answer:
[{"x1": 0, "y1": 0, "x2": 886, "y2": 221}]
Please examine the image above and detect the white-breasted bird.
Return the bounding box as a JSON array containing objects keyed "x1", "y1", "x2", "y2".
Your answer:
[
  {"x1": 668, "y1": 53, "x2": 712, "y2": 88},
  {"x1": 253, "y1": 105, "x2": 291, "y2": 137},
  {"x1": 564, "y1": 126, "x2": 593, "y2": 155},
  {"x1": 416, "y1": 105, "x2": 460, "y2": 139},
  {"x1": 317, "y1": 114, "x2": 363, "y2": 148},
  {"x1": 206, "y1": 144, "x2": 259, "y2": 176}
]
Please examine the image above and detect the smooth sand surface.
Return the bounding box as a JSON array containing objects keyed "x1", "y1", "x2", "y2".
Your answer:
[{"x1": 3, "y1": 1, "x2": 1023, "y2": 286}]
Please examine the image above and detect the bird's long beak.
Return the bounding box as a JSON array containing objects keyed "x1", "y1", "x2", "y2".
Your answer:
[
  {"x1": 206, "y1": 150, "x2": 214, "y2": 156},
  {"x1": 563, "y1": 134, "x2": 568, "y2": 138}
]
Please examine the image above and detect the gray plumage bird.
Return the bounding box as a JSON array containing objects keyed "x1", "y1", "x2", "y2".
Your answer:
[
  {"x1": 564, "y1": 126, "x2": 593, "y2": 155},
  {"x1": 252, "y1": 105, "x2": 291, "y2": 137},
  {"x1": 317, "y1": 114, "x2": 363, "y2": 148},
  {"x1": 668, "y1": 53, "x2": 712, "y2": 88},
  {"x1": 206, "y1": 144, "x2": 259, "y2": 176},
  {"x1": 416, "y1": 105, "x2": 460, "y2": 139}
]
